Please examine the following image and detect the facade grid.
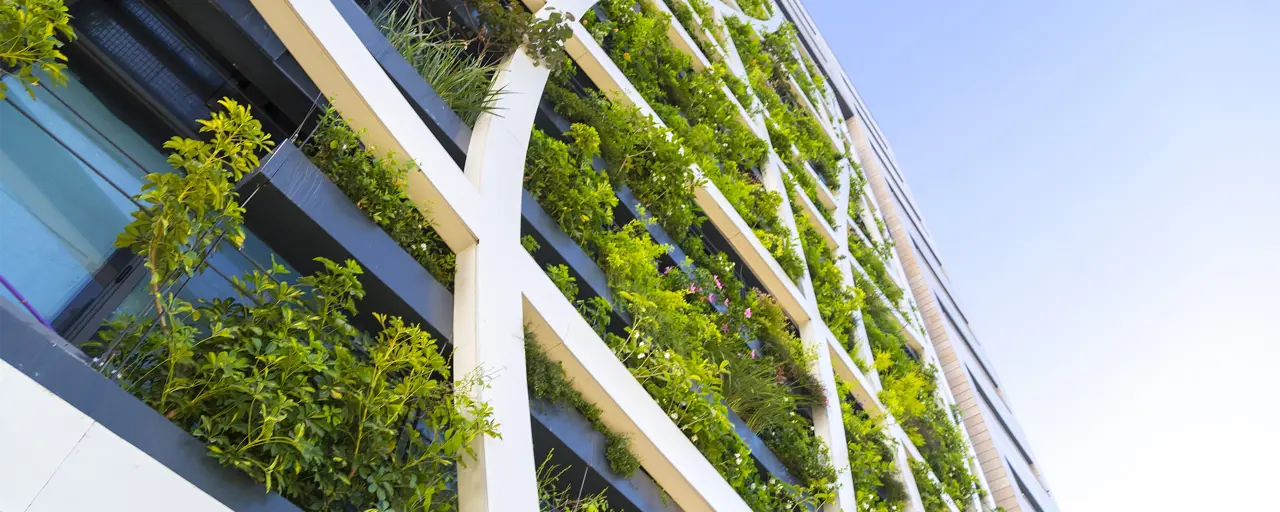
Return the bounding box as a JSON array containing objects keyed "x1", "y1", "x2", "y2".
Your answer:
[{"x1": 0, "y1": 0, "x2": 1056, "y2": 511}]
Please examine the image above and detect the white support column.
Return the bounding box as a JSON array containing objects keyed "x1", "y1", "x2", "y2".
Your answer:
[
  {"x1": 452, "y1": 45, "x2": 554, "y2": 511},
  {"x1": 763, "y1": 154, "x2": 856, "y2": 512},
  {"x1": 892, "y1": 440, "x2": 927, "y2": 512},
  {"x1": 801, "y1": 322, "x2": 856, "y2": 512}
]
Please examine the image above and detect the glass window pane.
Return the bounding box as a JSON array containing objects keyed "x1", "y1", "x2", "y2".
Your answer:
[{"x1": 0, "y1": 74, "x2": 166, "y2": 319}]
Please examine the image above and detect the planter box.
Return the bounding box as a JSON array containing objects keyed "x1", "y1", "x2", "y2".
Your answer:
[
  {"x1": 243, "y1": 143, "x2": 455, "y2": 343},
  {"x1": 0, "y1": 301, "x2": 303, "y2": 512},
  {"x1": 329, "y1": 0, "x2": 472, "y2": 165},
  {"x1": 246, "y1": 143, "x2": 673, "y2": 511},
  {"x1": 529, "y1": 102, "x2": 807, "y2": 489}
]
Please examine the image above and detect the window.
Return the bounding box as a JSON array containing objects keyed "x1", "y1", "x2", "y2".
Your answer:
[
  {"x1": 938, "y1": 296, "x2": 999, "y2": 388},
  {"x1": 1010, "y1": 460, "x2": 1046, "y2": 512},
  {"x1": 1, "y1": 0, "x2": 296, "y2": 343},
  {"x1": 0, "y1": 74, "x2": 156, "y2": 320},
  {"x1": 0, "y1": 73, "x2": 293, "y2": 342},
  {"x1": 970, "y1": 367, "x2": 1036, "y2": 473}
]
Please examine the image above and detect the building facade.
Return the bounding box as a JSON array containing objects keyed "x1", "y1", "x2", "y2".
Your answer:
[{"x1": 0, "y1": 0, "x2": 1056, "y2": 511}]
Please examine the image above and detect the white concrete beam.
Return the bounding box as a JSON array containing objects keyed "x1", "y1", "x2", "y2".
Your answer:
[
  {"x1": 519, "y1": 253, "x2": 748, "y2": 512},
  {"x1": 247, "y1": 0, "x2": 481, "y2": 252}
]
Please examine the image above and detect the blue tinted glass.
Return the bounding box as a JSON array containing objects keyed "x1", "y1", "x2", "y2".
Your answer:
[{"x1": 0, "y1": 74, "x2": 165, "y2": 318}]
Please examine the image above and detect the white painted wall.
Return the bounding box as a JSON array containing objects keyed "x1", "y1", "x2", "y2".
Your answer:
[{"x1": 0, "y1": 361, "x2": 229, "y2": 512}]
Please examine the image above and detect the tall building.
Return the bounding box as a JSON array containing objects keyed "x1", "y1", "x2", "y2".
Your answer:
[
  {"x1": 772, "y1": 3, "x2": 1061, "y2": 511},
  {"x1": 0, "y1": 1, "x2": 1055, "y2": 511}
]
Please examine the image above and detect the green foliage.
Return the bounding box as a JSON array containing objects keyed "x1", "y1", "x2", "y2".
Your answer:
[
  {"x1": 525, "y1": 125, "x2": 617, "y2": 246},
  {"x1": 102, "y1": 260, "x2": 496, "y2": 510},
  {"x1": 537, "y1": 451, "x2": 616, "y2": 511},
  {"x1": 580, "y1": 0, "x2": 805, "y2": 282},
  {"x1": 526, "y1": 328, "x2": 640, "y2": 477},
  {"x1": 848, "y1": 231, "x2": 904, "y2": 306},
  {"x1": 460, "y1": 0, "x2": 574, "y2": 68},
  {"x1": 0, "y1": 0, "x2": 75, "y2": 99},
  {"x1": 113, "y1": 98, "x2": 273, "y2": 333},
  {"x1": 369, "y1": 1, "x2": 504, "y2": 126},
  {"x1": 101, "y1": 102, "x2": 496, "y2": 511},
  {"x1": 303, "y1": 107, "x2": 456, "y2": 287},
  {"x1": 544, "y1": 264, "x2": 613, "y2": 335},
  {"x1": 688, "y1": 0, "x2": 726, "y2": 47},
  {"x1": 524, "y1": 108, "x2": 836, "y2": 507},
  {"x1": 863, "y1": 294, "x2": 981, "y2": 507},
  {"x1": 839, "y1": 381, "x2": 908, "y2": 512},
  {"x1": 911, "y1": 459, "x2": 949, "y2": 512},
  {"x1": 782, "y1": 157, "x2": 834, "y2": 226},
  {"x1": 727, "y1": 18, "x2": 844, "y2": 188},
  {"x1": 735, "y1": 0, "x2": 774, "y2": 20},
  {"x1": 793, "y1": 203, "x2": 863, "y2": 350},
  {"x1": 522, "y1": 234, "x2": 542, "y2": 252},
  {"x1": 664, "y1": 0, "x2": 721, "y2": 62}
]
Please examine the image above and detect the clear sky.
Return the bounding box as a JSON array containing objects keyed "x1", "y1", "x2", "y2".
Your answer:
[{"x1": 804, "y1": 0, "x2": 1280, "y2": 510}]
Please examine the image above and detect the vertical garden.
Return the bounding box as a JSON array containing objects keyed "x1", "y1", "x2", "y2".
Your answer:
[{"x1": 1, "y1": 0, "x2": 996, "y2": 510}]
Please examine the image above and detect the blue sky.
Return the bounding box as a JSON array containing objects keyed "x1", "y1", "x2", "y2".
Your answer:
[{"x1": 805, "y1": 1, "x2": 1280, "y2": 509}]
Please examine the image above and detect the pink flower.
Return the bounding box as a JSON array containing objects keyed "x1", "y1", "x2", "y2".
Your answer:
[
  {"x1": 707, "y1": 293, "x2": 715, "y2": 303},
  {"x1": 749, "y1": 349, "x2": 758, "y2": 359},
  {"x1": 723, "y1": 297, "x2": 729, "y2": 306},
  {"x1": 714, "y1": 275, "x2": 723, "y2": 289},
  {"x1": 688, "y1": 283, "x2": 696, "y2": 293},
  {"x1": 721, "y1": 323, "x2": 729, "y2": 333},
  {"x1": 664, "y1": 266, "x2": 673, "y2": 275},
  {"x1": 744, "y1": 308, "x2": 753, "y2": 318}
]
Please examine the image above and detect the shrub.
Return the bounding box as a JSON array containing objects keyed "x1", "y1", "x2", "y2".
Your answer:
[
  {"x1": 526, "y1": 327, "x2": 640, "y2": 477},
  {"x1": 839, "y1": 381, "x2": 908, "y2": 512},
  {"x1": 99, "y1": 100, "x2": 496, "y2": 511},
  {"x1": 303, "y1": 107, "x2": 456, "y2": 287},
  {"x1": 525, "y1": 116, "x2": 837, "y2": 507}
]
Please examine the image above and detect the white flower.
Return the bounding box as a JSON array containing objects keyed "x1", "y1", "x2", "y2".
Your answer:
[
  {"x1": 664, "y1": 351, "x2": 671, "y2": 359},
  {"x1": 638, "y1": 352, "x2": 646, "y2": 359},
  {"x1": 691, "y1": 435, "x2": 698, "y2": 442},
  {"x1": 670, "y1": 412, "x2": 679, "y2": 420}
]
